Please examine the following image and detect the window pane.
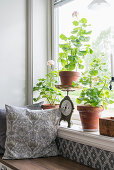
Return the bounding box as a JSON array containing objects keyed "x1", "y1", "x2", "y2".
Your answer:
[{"x1": 55, "y1": 0, "x2": 114, "y2": 122}]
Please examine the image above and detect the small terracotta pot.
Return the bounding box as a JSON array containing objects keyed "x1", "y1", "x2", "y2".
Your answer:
[
  {"x1": 41, "y1": 104, "x2": 59, "y2": 110},
  {"x1": 59, "y1": 71, "x2": 80, "y2": 85},
  {"x1": 77, "y1": 105, "x2": 104, "y2": 132}
]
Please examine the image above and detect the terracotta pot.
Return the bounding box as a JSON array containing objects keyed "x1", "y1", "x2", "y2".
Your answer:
[
  {"x1": 77, "y1": 105, "x2": 104, "y2": 132},
  {"x1": 59, "y1": 71, "x2": 80, "y2": 85},
  {"x1": 41, "y1": 104, "x2": 59, "y2": 110}
]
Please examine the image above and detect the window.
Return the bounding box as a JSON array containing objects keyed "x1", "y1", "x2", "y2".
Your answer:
[{"x1": 54, "y1": 0, "x2": 114, "y2": 124}]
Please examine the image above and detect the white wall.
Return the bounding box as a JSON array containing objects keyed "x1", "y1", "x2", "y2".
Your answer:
[
  {"x1": 0, "y1": 0, "x2": 27, "y2": 107},
  {"x1": 33, "y1": 0, "x2": 52, "y2": 86},
  {"x1": 0, "y1": 0, "x2": 52, "y2": 107}
]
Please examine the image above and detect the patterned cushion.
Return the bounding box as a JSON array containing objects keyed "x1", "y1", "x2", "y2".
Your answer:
[
  {"x1": 0, "y1": 102, "x2": 43, "y2": 154},
  {"x1": 3, "y1": 105, "x2": 61, "y2": 159}
]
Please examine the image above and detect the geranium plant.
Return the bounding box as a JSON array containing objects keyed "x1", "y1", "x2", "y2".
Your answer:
[
  {"x1": 58, "y1": 11, "x2": 93, "y2": 71},
  {"x1": 75, "y1": 58, "x2": 113, "y2": 109},
  {"x1": 33, "y1": 60, "x2": 63, "y2": 106}
]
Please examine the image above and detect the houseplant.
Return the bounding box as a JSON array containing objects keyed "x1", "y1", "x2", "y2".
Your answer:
[
  {"x1": 74, "y1": 57, "x2": 113, "y2": 131},
  {"x1": 58, "y1": 11, "x2": 93, "y2": 85},
  {"x1": 33, "y1": 60, "x2": 63, "y2": 109}
]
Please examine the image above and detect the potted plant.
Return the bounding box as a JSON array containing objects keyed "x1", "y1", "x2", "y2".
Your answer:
[
  {"x1": 33, "y1": 60, "x2": 63, "y2": 109},
  {"x1": 58, "y1": 11, "x2": 93, "y2": 85},
  {"x1": 74, "y1": 57, "x2": 114, "y2": 131}
]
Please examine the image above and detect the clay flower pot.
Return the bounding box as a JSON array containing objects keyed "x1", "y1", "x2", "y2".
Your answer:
[
  {"x1": 41, "y1": 104, "x2": 59, "y2": 110},
  {"x1": 77, "y1": 105, "x2": 104, "y2": 132},
  {"x1": 59, "y1": 71, "x2": 80, "y2": 85}
]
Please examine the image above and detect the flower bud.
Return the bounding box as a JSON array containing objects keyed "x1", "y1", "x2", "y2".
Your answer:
[
  {"x1": 72, "y1": 11, "x2": 78, "y2": 18},
  {"x1": 47, "y1": 60, "x2": 55, "y2": 66}
]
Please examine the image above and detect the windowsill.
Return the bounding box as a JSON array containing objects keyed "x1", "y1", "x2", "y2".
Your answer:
[{"x1": 57, "y1": 124, "x2": 114, "y2": 152}]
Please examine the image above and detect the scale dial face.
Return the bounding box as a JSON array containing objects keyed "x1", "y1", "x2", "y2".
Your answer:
[{"x1": 60, "y1": 96, "x2": 74, "y2": 116}]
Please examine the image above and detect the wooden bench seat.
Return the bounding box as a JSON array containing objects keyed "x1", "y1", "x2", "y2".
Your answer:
[{"x1": 0, "y1": 156, "x2": 94, "y2": 170}]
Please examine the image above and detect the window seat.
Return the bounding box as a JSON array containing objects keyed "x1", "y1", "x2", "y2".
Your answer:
[
  {"x1": 57, "y1": 125, "x2": 114, "y2": 152},
  {"x1": 0, "y1": 156, "x2": 93, "y2": 170},
  {"x1": 56, "y1": 125, "x2": 114, "y2": 170},
  {"x1": 0, "y1": 126, "x2": 113, "y2": 170}
]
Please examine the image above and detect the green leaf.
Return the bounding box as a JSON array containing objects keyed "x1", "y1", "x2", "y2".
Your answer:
[
  {"x1": 79, "y1": 50, "x2": 87, "y2": 55},
  {"x1": 72, "y1": 21, "x2": 79, "y2": 26},
  {"x1": 65, "y1": 63, "x2": 76, "y2": 71},
  {"x1": 59, "y1": 43, "x2": 71, "y2": 52},
  {"x1": 109, "y1": 100, "x2": 114, "y2": 104},
  {"x1": 60, "y1": 34, "x2": 67, "y2": 41},
  {"x1": 69, "y1": 35, "x2": 76, "y2": 40},
  {"x1": 78, "y1": 58, "x2": 83, "y2": 63},
  {"x1": 105, "y1": 90, "x2": 109, "y2": 98},
  {"x1": 76, "y1": 98, "x2": 82, "y2": 104},
  {"x1": 80, "y1": 77, "x2": 89, "y2": 85},
  {"x1": 78, "y1": 64, "x2": 84, "y2": 69},
  {"x1": 72, "y1": 81, "x2": 76, "y2": 87},
  {"x1": 89, "y1": 70, "x2": 98, "y2": 76},
  {"x1": 68, "y1": 55, "x2": 77, "y2": 62},
  {"x1": 69, "y1": 63, "x2": 76, "y2": 71},
  {"x1": 84, "y1": 31, "x2": 92, "y2": 34},
  {"x1": 33, "y1": 97, "x2": 39, "y2": 102},
  {"x1": 89, "y1": 48, "x2": 93, "y2": 54},
  {"x1": 71, "y1": 28, "x2": 78, "y2": 34},
  {"x1": 33, "y1": 87, "x2": 39, "y2": 91},
  {"x1": 84, "y1": 37, "x2": 90, "y2": 42},
  {"x1": 79, "y1": 36, "x2": 85, "y2": 41},
  {"x1": 80, "y1": 18, "x2": 87, "y2": 24}
]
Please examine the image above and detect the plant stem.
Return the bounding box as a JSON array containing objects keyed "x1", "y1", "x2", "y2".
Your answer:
[
  {"x1": 75, "y1": 49, "x2": 77, "y2": 71},
  {"x1": 44, "y1": 91, "x2": 51, "y2": 104},
  {"x1": 90, "y1": 76, "x2": 92, "y2": 88},
  {"x1": 100, "y1": 80, "x2": 106, "y2": 93}
]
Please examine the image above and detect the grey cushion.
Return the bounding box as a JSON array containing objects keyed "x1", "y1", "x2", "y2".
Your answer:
[
  {"x1": 24, "y1": 102, "x2": 43, "y2": 110},
  {"x1": 0, "y1": 102, "x2": 43, "y2": 154},
  {"x1": 3, "y1": 105, "x2": 61, "y2": 159},
  {"x1": 0, "y1": 109, "x2": 6, "y2": 154},
  {"x1": 0, "y1": 146, "x2": 5, "y2": 155}
]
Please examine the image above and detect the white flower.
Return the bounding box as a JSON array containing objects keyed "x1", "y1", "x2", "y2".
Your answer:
[
  {"x1": 72, "y1": 11, "x2": 78, "y2": 18},
  {"x1": 47, "y1": 60, "x2": 55, "y2": 66}
]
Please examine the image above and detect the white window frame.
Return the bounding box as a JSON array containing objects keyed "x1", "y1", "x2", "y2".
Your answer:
[
  {"x1": 27, "y1": 0, "x2": 33, "y2": 105},
  {"x1": 54, "y1": 0, "x2": 74, "y2": 7},
  {"x1": 27, "y1": 0, "x2": 53, "y2": 104}
]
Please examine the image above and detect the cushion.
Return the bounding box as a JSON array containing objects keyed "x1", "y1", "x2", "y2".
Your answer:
[
  {"x1": 0, "y1": 146, "x2": 5, "y2": 155},
  {"x1": 0, "y1": 109, "x2": 6, "y2": 154},
  {"x1": 24, "y1": 102, "x2": 43, "y2": 110},
  {"x1": 0, "y1": 102, "x2": 43, "y2": 154},
  {"x1": 3, "y1": 105, "x2": 61, "y2": 159}
]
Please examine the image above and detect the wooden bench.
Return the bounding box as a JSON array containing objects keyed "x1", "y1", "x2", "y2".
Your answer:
[{"x1": 0, "y1": 156, "x2": 94, "y2": 170}]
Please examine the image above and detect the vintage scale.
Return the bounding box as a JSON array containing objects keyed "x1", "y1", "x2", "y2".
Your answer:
[{"x1": 56, "y1": 85, "x2": 78, "y2": 128}]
